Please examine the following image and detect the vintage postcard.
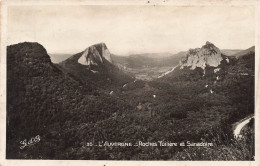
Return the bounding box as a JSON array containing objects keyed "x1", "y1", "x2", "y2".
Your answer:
[{"x1": 0, "y1": 0, "x2": 259, "y2": 166}]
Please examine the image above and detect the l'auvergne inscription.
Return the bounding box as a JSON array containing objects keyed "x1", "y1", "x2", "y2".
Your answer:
[{"x1": 82, "y1": 141, "x2": 213, "y2": 147}]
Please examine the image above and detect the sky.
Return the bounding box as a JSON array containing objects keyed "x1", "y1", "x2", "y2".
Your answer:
[{"x1": 7, "y1": 5, "x2": 255, "y2": 56}]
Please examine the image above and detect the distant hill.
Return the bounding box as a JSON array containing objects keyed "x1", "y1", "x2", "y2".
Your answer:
[
  {"x1": 48, "y1": 53, "x2": 72, "y2": 63},
  {"x1": 112, "y1": 51, "x2": 186, "y2": 68},
  {"x1": 220, "y1": 49, "x2": 242, "y2": 56},
  {"x1": 129, "y1": 52, "x2": 173, "y2": 59},
  {"x1": 231, "y1": 46, "x2": 255, "y2": 57}
]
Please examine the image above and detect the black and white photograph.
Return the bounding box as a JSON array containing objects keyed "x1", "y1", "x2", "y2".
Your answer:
[{"x1": 0, "y1": 0, "x2": 259, "y2": 165}]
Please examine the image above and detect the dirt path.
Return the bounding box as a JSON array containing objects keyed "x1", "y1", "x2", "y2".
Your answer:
[{"x1": 233, "y1": 115, "x2": 254, "y2": 138}]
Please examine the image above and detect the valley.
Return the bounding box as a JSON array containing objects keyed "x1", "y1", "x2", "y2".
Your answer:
[
  {"x1": 6, "y1": 41, "x2": 255, "y2": 160},
  {"x1": 119, "y1": 66, "x2": 173, "y2": 81}
]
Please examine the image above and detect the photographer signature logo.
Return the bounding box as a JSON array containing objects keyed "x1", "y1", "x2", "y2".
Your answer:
[{"x1": 20, "y1": 135, "x2": 41, "y2": 149}]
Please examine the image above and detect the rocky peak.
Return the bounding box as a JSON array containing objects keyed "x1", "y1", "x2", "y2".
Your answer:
[
  {"x1": 180, "y1": 41, "x2": 223, "y2": 70},
  {"x1": 78, "y1": 43, "x2": 113, "y2": 66}
]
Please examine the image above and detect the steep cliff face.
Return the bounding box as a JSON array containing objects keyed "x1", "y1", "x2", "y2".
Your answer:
[
  {"x1": 180, "y1": 41, "x2": 225, "y2": 70},
  {"x1": 78, "y1": 43, "x2": 112, "y2": 66}
]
